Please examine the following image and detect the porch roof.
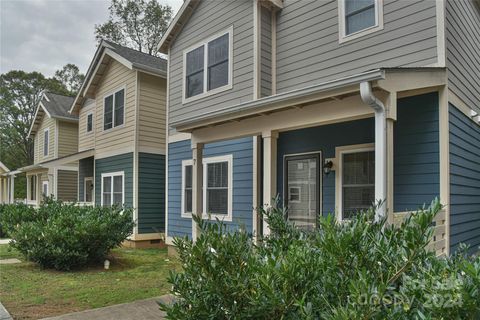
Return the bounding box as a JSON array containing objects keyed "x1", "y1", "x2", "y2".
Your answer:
[{"x1": 17, "y1": 149, "x2": 94, "y2": 173}]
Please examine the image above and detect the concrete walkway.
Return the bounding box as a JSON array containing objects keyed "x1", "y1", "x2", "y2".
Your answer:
[
  {"x1": 0, "y1": 239, "x2": 11, "y2": 245},
  {"x1": 41, "y1": 295, "x2": 175, "y2": 320},
  {"x1": 0, "y1": 302, "x2": 13, "y2": 320}
]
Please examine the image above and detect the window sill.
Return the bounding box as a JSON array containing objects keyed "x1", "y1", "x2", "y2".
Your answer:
[
  {"x1": 182, "y1": 83, "x2": 233, "y2": 105},
  {"x1": 103, "y1": 124, "x2": 125, "y2": 133},
  {"x1": 202, "y1": 212, "x2": 232, "y2": 222},
  {"x1": 339, "y1": 24, "x2": 383, "y2": 44}
]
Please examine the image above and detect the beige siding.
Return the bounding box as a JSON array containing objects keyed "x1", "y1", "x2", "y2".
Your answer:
[
  {"x1": 57, "y1": 170, "x2": 78, "y2": 202},
  {"x1": 78, "y1": 101, "x2": 95, "y2": 151},
  {"x1": 94, "y1": 60, "x2": 136, "y2": 154},
  {"x1": 33, "y1": 115, "x2": 56, "y2": 164},
  {"x1": 138, "y1": 73, "x2": 166, "y2": 153},
  {"x1": 58, "y1": 121, "x2": 78, "y2": 157}
]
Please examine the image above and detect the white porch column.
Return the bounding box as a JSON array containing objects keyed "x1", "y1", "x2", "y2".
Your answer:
[
  {"x1": 191, "y1": 142, "x2": 204, "y2": 241},
  {"x1": 26, "y1": 175, "x2": 31, "y2": 203},
  {"x1": 9, "y1": 175, "x2": 15, "y2": 203},
  {"x1": 0, "y1": 178, "x2": 4, "y2": 203},
  {"x1": 262, "y1": 130, "x2": 278, "y2": 236}
]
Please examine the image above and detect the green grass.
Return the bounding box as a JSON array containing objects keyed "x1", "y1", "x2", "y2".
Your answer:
[{"x1": 0, "y1": 244, "x2": 180, "y2": 320}]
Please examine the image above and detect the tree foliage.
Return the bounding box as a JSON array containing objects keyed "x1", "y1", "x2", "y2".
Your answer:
[
  {"x1": 53, "y1": 63, "x2": 85, "y2": 95},
  {"x1": 95, "y1": 0, "x2": 172, "y2": 56}
]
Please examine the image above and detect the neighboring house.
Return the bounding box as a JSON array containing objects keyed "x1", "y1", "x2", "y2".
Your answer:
[
  {"x1": 68, "y1": 40, "x2": 167, "y2": 247},
  {"x1": 18, "y1": 92, "x2": 79, "y2": 206},
  {"x1": 159, "y1": 0, "x2": 480, "y2": 255},
  {"x1": 0, "y1": 162, "x2": 15, "y2": 204}
]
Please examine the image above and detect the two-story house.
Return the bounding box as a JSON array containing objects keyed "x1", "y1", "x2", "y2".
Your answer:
[
  {"x1": 160, "y1": 0, "x2": 480, "y2": 256},
  {"x1": 67, "y1": 40, "x2": 168, "y2": 247},
  {"x1": 19, "y1": 92, "x2": 79, "y2": 206}
]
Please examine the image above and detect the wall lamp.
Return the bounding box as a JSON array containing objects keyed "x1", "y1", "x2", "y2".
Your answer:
[{"x1": 323, "y1": 160, "x2": 333, "y2": 175}]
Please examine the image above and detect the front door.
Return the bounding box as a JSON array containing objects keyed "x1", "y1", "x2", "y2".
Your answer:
[{"x1": 284, "y1": 153, "x2": 321, "y2": 230}]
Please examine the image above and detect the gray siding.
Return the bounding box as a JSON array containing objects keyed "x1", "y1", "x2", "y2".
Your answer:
[
  {"x1": 275, "y1": 0, "x2": 438, "y2": 92},
  {"x1": 169, "y1": 0, "x2": 254, "y2": 124},
  {"x1": 78, "y1": 156, "x2": 94, "y2": 202},
  {"x1": 138, "y1": 152, "x2": 165, "y2": 234},
  {"x1": 57, "y1": 170, "x2": 78, "y2": 202},
  {"x1": 393, "y1": 93, "x2": 440, "y2": 212},
  {"x1": 449, "y1": 105, "x2": 480, "y2": 254},
  {"x1": 260, "y1": 5, "x2": 272, "y2": 98},
  {"x1": 95, "y1": 153, "x2": 133, "y2": 208},
  {"x1": 446, "y1": 0, "x2": 480, "y2": 114}
]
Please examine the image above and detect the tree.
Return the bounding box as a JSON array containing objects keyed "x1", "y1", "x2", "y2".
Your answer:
[
  {"x1": 95, "y1": 0, "x2": 172, "y2": 56},
  {"x1": 53, "y1": 63, "x2": 85, "y2": 95}
]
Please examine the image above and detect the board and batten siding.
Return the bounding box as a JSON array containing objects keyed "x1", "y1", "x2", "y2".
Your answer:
[
  {"x1": 57, "y1": 170, "x2": 78, "y2": 202},
  {"x1": 94, "y1": 59, "x2": 136, "y2": 154},
  {"x1": 275, "y1": 0, "x2": 439, "y2": 92},
  {"x1": 446, "y1": 0, "x2": 480, "y2": 114},
  {"x1": 78, "y1": 157, "x2": 94, "y2": 202},
  {"x1": 167, "y1": 137, "x2": 254, "y2": 238},
  {"x1": 33, "y1": 115, "x2": 56, "y2": 164},
  {"x1": 168, "y1": 0, "x2": 254, "y2": 125},
  {"x1": 138, "y1": 153, "x2": 165, "y2": 234},
  {"x1": 449, "y1": 105, "x2": 480, "y2": 254},
  {"x1": 57, "y1": 121, "x2": 78, "y2": 157},
  {"x1": 78, "y1": 101, "x2": 95, "y2": 152},
  {"x1": 138, "y1": 73, "x2": 167, "y2": 152}
]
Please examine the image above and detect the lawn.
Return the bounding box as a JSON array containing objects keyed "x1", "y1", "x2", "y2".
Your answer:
[{"x1": 0, "y1": 243, "x2": 180, "y2": 320}]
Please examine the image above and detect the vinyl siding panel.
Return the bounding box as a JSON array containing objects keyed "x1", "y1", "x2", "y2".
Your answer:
[
  {"x1": 57, "y1": 121, "x2": 78, "y2": 157},
  {"x1": 260, "y1": 6, "x2": 272, "y2": 98},
  {"x1": 78, "y1": 101, "x2": 95, "y2": 152},
  {"x1": 168, "y1": 0, "x2": 254, "y2": 124},
  {"x1": 78, "y1": 157, "x2": 94, "y2": 202},
  {"x1": 138, "y1": 73, "x2": 166, "y2": 152},
  {"x1": 275, "y1": 0, "x2": 438, "y2": 92},
  {"x1": 446, "y1": 0, "x2": 480, "y2": 114},
  {"x1": 394, "y1": 93, "x2": 440, "y2": 212},
  {"x1": 449, "y1": 105, "x2": 480, "y2": 254},
  {"x1": 57, "y1": 170, "x2": 78, "y2": 202},
  {"x1": 33, "y1": 115, "x2": 56, "y2": 164}
]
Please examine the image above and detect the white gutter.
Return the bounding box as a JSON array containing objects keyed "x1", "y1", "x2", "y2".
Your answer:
[{"x1": 360, "y1": 81, "x2": 387, "y2": 221}]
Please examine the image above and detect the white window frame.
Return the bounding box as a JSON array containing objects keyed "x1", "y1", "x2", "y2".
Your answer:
[
  {"x1": 100, "y1": 171, "x2": 125, "y2": 207},
  {"x1": 338, "y1": 0, "x2": 384, "y2": 43},
  {"x1": 182, "y1": 26, "x2": 234, "y2": 104},
  {"x1": 202, "y1": 154, "x2": 233, "y2": 221},
  {"x1": 181, "y1": 159, "x2": 193, "y2": 218},
  {"x1": 288, "y1": 186, "x2": 302, "y2": 204},
  {"x1": 42, "y1": 181, "x2": 49, "y2": 197},
  {"x1": 43, "y1": 128, "x2": 49, "y2": 157},
  {"x1": 86, "y1": 112, "x2": 94, "y2": 133},
  {"x1": 335, "y1": 143, "x2": 375, "y2": 221},
  {"x1": 103, "y1": 86, "x2": 126, "y2": 132},
  {"x1": 84, "y1": 177, "x2": 94, "y2": 203}
]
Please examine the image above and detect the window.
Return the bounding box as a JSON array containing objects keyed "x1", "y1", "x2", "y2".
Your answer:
[
  {"x1": 42, "y1": 181, "x2": 48, "y2": 197},
  {"x1": 340, "y1": 148, "x2": 375, "y2": 219},
  {"x1": 203, "y1": 155, "x2": 233, "y2": 220},
  {"x1": 288, "y1": 186, "x2": 301, "y2": 203},
  {"x1": 181, "y1": 160, "x2": 193, "y2": 217},
  {"x1": 183, "y1": 28, "x2": 232, "y2": 102},
  {"x1": 29, "y1": 175, "x2": 37, "y2": 201},
  {"x1": 101, "y1": 172, "x2": 124, "y2": 207},
  {"x1": 43, "y1": 129, "x2": 49, "y2": 156},
  {"x1": 86, "y1": 113, "x2": 93, "y2": 132},
  {"x1": 339, "y1": 0, "x2": 383, "y2": 42},
  {"x1": 104, "y1": 88, "x2": 125, "y2": 130}
]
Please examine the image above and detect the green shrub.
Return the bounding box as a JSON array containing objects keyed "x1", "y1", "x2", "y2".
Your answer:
[
  {"x1": 162, "y1": 199, "x2": 480, "y2": 319},
  {"x1": 3, "y1": 199, "x2": 135, "y2": 270}
]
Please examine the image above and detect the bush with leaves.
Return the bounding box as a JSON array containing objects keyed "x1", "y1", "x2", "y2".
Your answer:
[
  {"x1": 2, "y1": 199, "x2": 135, "y2": 270},
  {"x1": 162, "y1": 199, "x2": 480, "y2": 319}
]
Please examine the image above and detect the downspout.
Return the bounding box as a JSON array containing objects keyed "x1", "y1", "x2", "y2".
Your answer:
[{"x1": 360, "y1": 81, "x2": 387, "y2": 221}]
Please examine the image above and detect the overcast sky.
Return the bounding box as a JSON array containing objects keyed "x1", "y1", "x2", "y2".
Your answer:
[{"x1": 0, "y1": 0, "x2": 183, "y2": 77}]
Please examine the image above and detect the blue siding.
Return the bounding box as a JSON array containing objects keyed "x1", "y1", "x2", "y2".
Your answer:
[
  {"x1": 78, "y1": 157, "x2": 94, "y2": 202},
  {"x1": 449, "y1": 105, "x2": 480, "y2": 254},
  {"x1": 394, "y1": 92, "x2": 440, "y2": 212},
  {"x1": 95, "y1": 153, "x2": 133, "y2": 208},
  {"x1": 277, "y1": 118, "x2": 375, "y2": 215},
  {"x1": 168, "y1": 137, "x2": 254, "y2": 238},
  {"x1": 138, "y1": 153, "x2": 165, "y2": 234}
]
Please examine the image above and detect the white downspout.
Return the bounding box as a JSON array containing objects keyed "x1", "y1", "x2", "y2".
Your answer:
[{"x1": 360, "y1": 81, "x2": 387, "y2": 221}]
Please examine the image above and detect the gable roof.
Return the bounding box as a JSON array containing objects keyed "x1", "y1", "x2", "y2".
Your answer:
[
  {"x1": 70, "y1": 40, "x2": 167, "y2": 113},
  {"x1": 27, "y1": 92, "x2": 77, "y2": 139},
  {"x1": 0, "y1": 161, "x2": 8, "y2": 173}
]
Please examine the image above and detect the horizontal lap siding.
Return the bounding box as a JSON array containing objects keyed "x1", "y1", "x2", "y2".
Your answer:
[
  {"x1": 260, "y1": 6, "x2": 272, "y2": 98},
  {"x1": 78, "y1": 102, "x2": 95, "y2": 152},
  {"x1": 394, "y1": 93, "x2": 440, "y2": 212},
  {"x1": 57, "y1": 121, "x2": 78, "y2": 157},
  {"x1": 57, "y1": 170, "x2": 78, "y2": 202},
  {"x1": 169, "y1": 0, "x2": 254, "y2": 124},
  {"x1": 275, "y1": 0, "x2": 438, "y2": 92},
  {"x1": 138, "y1": 153, "x2": 165, "y2": 234},
  {"x1": 446, "y1": 0, "x2": 480, "y2": 114},
  {"x1": 78, "y1": 157, "x2": 94, "y2": 202},
  {"x1": 449, "y1": 105, "x2": 480, "y2": 254},
  {"x1": 95, "y1": 153, "x2": 133, "y2": 208},
  {"x1": 168, "y1": 138, "x2": 254, "y2": 238},
  {"x1": 34, "y1": 116, "x2": 56, "y2": 164}
]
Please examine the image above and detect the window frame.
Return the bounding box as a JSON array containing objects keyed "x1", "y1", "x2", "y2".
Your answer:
[
  {"x1": 103, "y1": 86, "x2": 126, "y2": 132},
  {"x1": 336, "y1": 143, "x2": 375, "y2": 221},
  {"x1": 182, "y1": 26, "x2": 234, "y2": 104},
  {"x1": 42, "y1": 181, "x2": 49, "y2": 197},
  {"x1": 29, "y1": 175, "x2": 37, "y2": 201},
  {"x1": 338, "y1": 0, "x2": 383, "y2": 43},
  {"x1": 288, "y1": 186, "x2": 302, "y2": 204},
  {"x1": 86, "y1": 112, "x2": 94, "y2": 133},
  {"x1": 181, "y1": 159, "x2": 193, "y2": 218},
  {"x1": 202, "y1": 154, "x2": 233, "y2": 221},
  {"x1": 43, "y1": 128, "x2": 49, "y2": 157},
  {"x1": 100, "y1": 171, "x2": 124, "y2": 207}
]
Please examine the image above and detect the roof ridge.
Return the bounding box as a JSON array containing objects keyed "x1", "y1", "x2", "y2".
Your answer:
[{"x1": 104, "y1": 39, "x2": 166, "y2": 61}]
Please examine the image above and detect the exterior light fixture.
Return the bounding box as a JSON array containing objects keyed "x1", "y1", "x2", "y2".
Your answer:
[{"x1": 323, "y1": 160, "x2": 333, "y2": 175}]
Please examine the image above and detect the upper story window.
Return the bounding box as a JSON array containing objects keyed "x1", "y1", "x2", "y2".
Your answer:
[
  {"x1": 86, "y1": 113, "x2": 93, "y2": 133},
  {"x1": 104, "y1": 88, "x2": 125, "y2": 130},
  {"x1": 339, "y1": 0, "x2": 383, "y2": 43},
  {"x1": 203, "y1": 155, "x2": 233, "y2": 221},
  {"x1": 43, "y1": 128, "x2": 49, "y2": 156},
  {"x1": 183, "y1": 27, "x2": 233, "y2": 103}
]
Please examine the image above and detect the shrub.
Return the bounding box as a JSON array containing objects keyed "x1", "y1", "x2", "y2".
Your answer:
[
  {"x1": 162, "y1": 199, "x2": 480, "y2": 319},
  {"x1": 3, "y1": 198, "x2": 135, "y2": 270}
]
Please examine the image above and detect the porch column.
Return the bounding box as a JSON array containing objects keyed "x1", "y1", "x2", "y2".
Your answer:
[
  {"x1": 374, "y1": 108, "x2": 387, "y2": 220},
  {"x1": 262, "y1": 130, "x2": 278, "y2": 236},
  {"x1": 191, "y1": 142, "x2": 204, "y2": 241},
  {"x1": 26, "y1": 175, "x2": 31, "y2": 203},
  {"x1": 9, "y1": 175, "x2": 15, "y2": 203},
  {"x1": 0, "y1": 178, "x2": 4, "y2": 203}
]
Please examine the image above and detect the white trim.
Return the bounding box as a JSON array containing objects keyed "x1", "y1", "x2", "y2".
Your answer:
[
  {"x1": 84, "y1": 177, "x2": 94, "y2": 203},
  {"x1": 435, "y1": 0, "x2": 446, "y2": 67},
  {"x1": 182, "y1": 26, "x2": 234, "y2": 104},
  {"x1": 165, "y1": 47, "x2": 171, "y2": 240},
  {"x1": 253, "y1": 0, "x2": 261, "y2": 100},
  {"x1": 338, "y1": 0, "x2": 384, "y2": 44},
  {"x1": 181, "y1": 159, "x2": 193, "y2": 218},
  {"x1": 335, "y1": 143, "x2": 375, "y2": 221},
  {"x1": 103, "y1": 85, "x2": 126, "y2": 132},
  {"x1": 133, "y1": 70, "x2": 139, "y2": 235},
  {"x1": 42, "y1": 180, "x2": 49, "y2": 197},
  {"x1": 43, "y1": 128, "x2": 50, "y2": 157},
  {"x1": 271, "y1": 10, "x2": 277, "y2": 95},
  {"x1": 168, "y1": 132, "x2": 191, "y2": 143},
  {"x1": 202, "y1": 154, "x2": 233, "y2": 221},
  {"x1": 100, "y1": 171, "x2": 125, "y2": 207},
  {"x1": 86, "y1": 112, "x2": 94, "y2": 133}
]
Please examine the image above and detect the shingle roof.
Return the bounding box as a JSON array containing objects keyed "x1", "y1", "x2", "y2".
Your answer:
[{"x1": 42, "y1": 92, "x2": 77, "y2": 120}]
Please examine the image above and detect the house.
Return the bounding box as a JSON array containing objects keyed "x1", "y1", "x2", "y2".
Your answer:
[
  {"x1": 0, "y1": 162, "x2": 16, "y2": 204},
  {"x1": 18, "y1": 92, "x2": 79, "y2": 206},
  {"x1": 67, "y1": 40, "x2": 168, "y2": 247},
  {"x1": 159, "y1": 0, "x2": 480, "y2": 256}
]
